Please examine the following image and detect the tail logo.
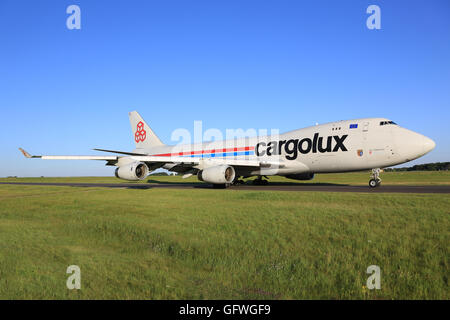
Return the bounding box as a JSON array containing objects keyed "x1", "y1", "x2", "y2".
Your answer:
[{"x1": 135, "y1": 121, "x2": 147, "y2": 142}]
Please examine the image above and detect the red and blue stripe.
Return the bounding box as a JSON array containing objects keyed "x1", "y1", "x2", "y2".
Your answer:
[{"x1": 153, "y1": 146, "x2": 255, "y2": 158}]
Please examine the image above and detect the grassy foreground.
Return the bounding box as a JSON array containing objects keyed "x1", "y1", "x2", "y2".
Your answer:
[
  {"x1": 0, "y1": 182, "x2": 448, "y2": 299},
  {"x1": 1, "y1": 170, "x2": 450, "y2": 185}
]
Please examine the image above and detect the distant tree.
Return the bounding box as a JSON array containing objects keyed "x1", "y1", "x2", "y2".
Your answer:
[{"x1": 386, "y1": 162, "x2": 449, "y2": 171}]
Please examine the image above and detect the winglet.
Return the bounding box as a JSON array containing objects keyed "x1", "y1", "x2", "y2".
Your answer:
[{"x1": 19, "y1": 148, "x2": 38, "y2": 158}]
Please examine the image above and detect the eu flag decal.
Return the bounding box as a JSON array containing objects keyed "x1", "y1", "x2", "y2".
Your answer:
[{"x1": 349, "y1": 124, "x2": 358, "y2": 129}]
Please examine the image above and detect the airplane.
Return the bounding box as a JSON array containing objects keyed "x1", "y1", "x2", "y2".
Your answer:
[{"x1": 19, "y1": 111, "x2": 435, "y2": 188}]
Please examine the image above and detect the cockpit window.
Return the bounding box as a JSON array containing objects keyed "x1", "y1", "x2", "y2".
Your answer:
[{"x1": 380, "y1": 121, "x2": 397, "y2": 126}]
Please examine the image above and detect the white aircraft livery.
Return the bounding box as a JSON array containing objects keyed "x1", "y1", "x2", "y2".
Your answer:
[{"x1": 19, "y1": 111, "x2": 435, "y2": 188}]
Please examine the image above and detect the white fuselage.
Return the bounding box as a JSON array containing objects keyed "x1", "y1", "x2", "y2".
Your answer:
[{"x1": 134, "y1": 118, "x2": 435, "y2": 177}]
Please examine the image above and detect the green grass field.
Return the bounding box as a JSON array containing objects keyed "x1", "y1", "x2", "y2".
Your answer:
[
  {"x1": 0, "y1": 172, "x2": 448, "y2": 299},
  {"x1": 2, "y1": 170, "x2": 450, "y2": 185}
]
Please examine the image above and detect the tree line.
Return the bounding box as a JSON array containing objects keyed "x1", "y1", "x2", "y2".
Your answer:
[{"x1": 385, "y1": 162, "x2": 449, "y2": 172}]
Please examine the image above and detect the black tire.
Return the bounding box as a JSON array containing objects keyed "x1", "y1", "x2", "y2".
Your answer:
[
  {"x1": 369, "y1": 179, "x2": 378, "y2": 188},
  {"x1": 252, "y1": 179, "x2": 268, "y2": 186},
  {"x1": 213, "y1": 184, "x2": 227, "y2": 189},
  {"x1": 252, "y1": 179, "x2": 261, "y2": 185}
]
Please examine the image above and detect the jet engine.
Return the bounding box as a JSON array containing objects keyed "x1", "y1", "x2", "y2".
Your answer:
[
  {"x1": 115, "y1": 162, "x2": 149, "y2": 181},
  {"x1": 197, "y1": 165, "x2": 235, "y2": 184},
  {"x1": 285, "y1": 172, "x2": 315, "y2": 181}
]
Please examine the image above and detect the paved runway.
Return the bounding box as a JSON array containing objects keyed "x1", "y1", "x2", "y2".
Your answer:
[{"x1": 1, "y1": 182, "x2": 449, "y2": 193}]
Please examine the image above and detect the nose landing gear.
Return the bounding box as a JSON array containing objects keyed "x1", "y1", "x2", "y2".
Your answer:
[{"x1": 369, "y1": 168, "x2": 382, "y2": 188}]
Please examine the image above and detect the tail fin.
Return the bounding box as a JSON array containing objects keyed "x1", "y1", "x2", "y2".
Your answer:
[{"x1": 129, "y1": 111, "x2": 165, "y2": 149}]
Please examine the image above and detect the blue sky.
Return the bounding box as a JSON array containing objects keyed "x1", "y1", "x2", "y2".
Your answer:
[{"x1": 1, "y1": 0, "x2": 449, "y2": 177}]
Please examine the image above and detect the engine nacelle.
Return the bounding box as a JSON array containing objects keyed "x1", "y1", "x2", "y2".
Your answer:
[
  {"x1": 285, "y1": 172, "x2": 315, "y2": 181},
  {"x1": 115, "y1": 162, "x2": 149, "y2": 181},
  {"x1": 197, "y1": 165, "x2": 235, "y2": 184}
]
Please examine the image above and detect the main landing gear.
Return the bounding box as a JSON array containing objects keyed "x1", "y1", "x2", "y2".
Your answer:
[
  {"x1": 213, "y1": 177, "x2": 244, "y2": 189},
  {"x1": 232, "y1": 177, "x2": 246, "y2": 185},
  {"x1": 369, "y1": 168, "x2": 382, "y2": 188},
  {"x1": 252, "y1": 176, "x2": 269, "y2": 186}
]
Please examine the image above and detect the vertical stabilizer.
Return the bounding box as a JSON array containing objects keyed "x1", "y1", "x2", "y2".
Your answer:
[{"x1": 129, "y1": 111, "x2": 165, "y2": 149}]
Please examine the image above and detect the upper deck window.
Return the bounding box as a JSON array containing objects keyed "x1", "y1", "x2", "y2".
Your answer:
[{"x1": 380, "y1": 121, "x2": 397, "y2": 126}]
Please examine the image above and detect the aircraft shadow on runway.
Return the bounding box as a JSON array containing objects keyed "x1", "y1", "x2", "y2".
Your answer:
[
  {"x1": 146, "y1": 179, "x2": 203, "y2": 185},
  {"x1": 145, "y1": 179, "x2": 349, "y2": 189},
  {"x1": 251, "y1": 182, "x2": 349, "y2": 187}
]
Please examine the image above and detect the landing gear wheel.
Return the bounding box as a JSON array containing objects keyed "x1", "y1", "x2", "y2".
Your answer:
[
  {"x1": 369, "y1": 168, "x2": 382, "y2": 188},
  {"x1": 252, "y1": 178, "x2": 269, "y2": 185},
  {"x1": 213, "y1": 184, "x2": 228, "y2": 189},
  {"x1": 369, "y1": 179, "x2": 378, "y2": 188}
]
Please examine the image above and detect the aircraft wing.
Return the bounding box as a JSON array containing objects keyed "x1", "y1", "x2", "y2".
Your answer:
[
  {"x1": 19, "y1": 148, "x2": 119, "y2": 162},
  {"x1": 19, "y1": 148, "x2": 283, "y2": 169},
  {"x1": 129, "y1": 156, "x2": 283, "y2": 169},
  {"x1": 92, "y1": 148, "x2": 148, "y2": 156}
]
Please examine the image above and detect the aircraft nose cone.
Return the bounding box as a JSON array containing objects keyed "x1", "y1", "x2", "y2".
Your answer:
[{"x1": 423, "y1": 136, "x2": 436, "y2": 154}]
